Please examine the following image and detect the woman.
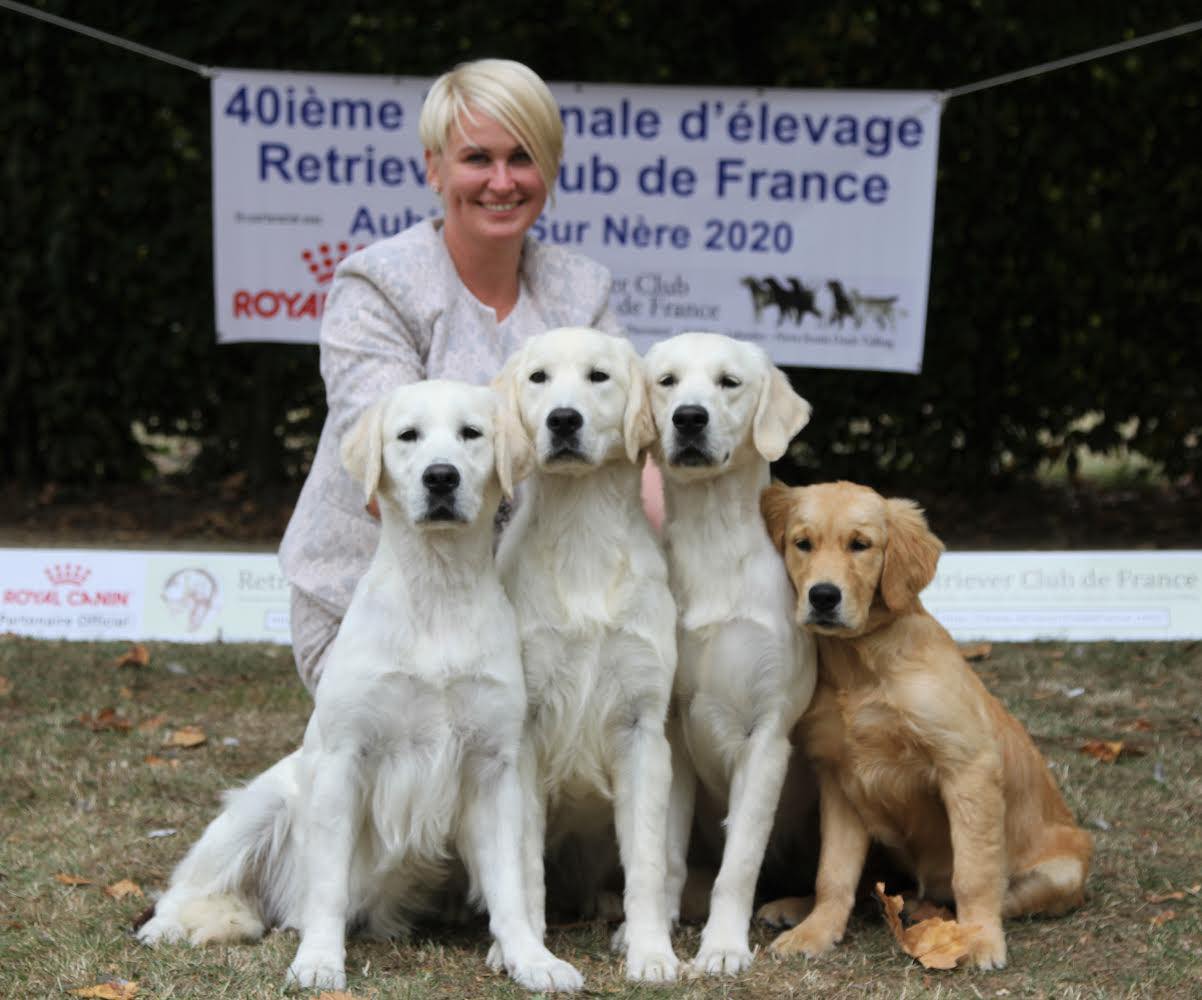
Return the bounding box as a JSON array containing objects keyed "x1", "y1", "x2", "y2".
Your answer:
[{"x1": 279, "y1": 58, "x2": 625, "y2": 693}]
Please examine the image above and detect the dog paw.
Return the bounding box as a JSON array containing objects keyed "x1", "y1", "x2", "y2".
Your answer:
[
  {"x1": 509, "y1": 952, "x2": 583, "y2": 993},
  {"x1": 286, "y1": 951, "x2": 346, "y2": 990},
  {"x1": 969, "y1": 925, "x2": 1007, "y2": 970},
  {"x1": 486, "y1": 939, "x2": 505, "y2": 972},
  {"x1": 625, "y1": 942, "x2": 679, "y2": 983},
  {"x1": 136, "y1": 914, "x2": 185, "y2": 946},
  {"x1": 755, "y1": 896, "x2": 814, "y2": 929},
  {"x1": 769, "y1": 918, "x2": 840, "y2": 959},
  {"x1": 609, "y1": 921, "x2": 627, "y2": 952},
  {"x1": 690, "y1": 941, "x2": 753, "y2": 976}
]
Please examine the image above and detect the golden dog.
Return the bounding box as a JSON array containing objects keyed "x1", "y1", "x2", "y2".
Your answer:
[{"x1": 759, "y1": 481, "x2": 1092, "y2": 969}]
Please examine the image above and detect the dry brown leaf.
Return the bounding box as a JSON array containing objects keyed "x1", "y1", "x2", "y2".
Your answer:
[
  {"x1": 104, "y1": 879, "x2": 143, "y2": 900},
  {"x1": 1125, "y1": 718, "x2": 1155, "y2": 732},
  {"x1": 317, "y1": 993, "x2": 366, "y2": 1000},
  {"x1": 875, "y1": 883, "x2": 979, "y2": 969},
  {"x1": 114, "y1": 644, "x2": 150, "y2": 669},
  {"x1": 79, "y1": 707, "x2": 133, "y2": 732},
  {"x1": 137, "y1": 713, "x2": 168, "y2": 733},
  {"x1": 164, "y1": 725, "x2": 207, "y2": 748},
  {"x1": 959, "y1": 642, "x2": 992, "y2": 661},
  {"x1": 69, "y1": 982, "x2": 138, "y2": 999},
  {"x1": 1150, "y1": 909, "x2": 1177, "y2": 927},
  {"x1": 144, "y1": 754, "x2": 180, "y2": 769},
  {"x1": 0, "y1": 675, "x2": 12, "y2": 696},
  {"x1": 1080, "y1": 739, "x2": 1125, "y2": 764},
  {"x1": 1147, "y1": 891, "x2": 1185, "y2": 903},
  {"x1": 55, "y1": 873, "x2": 93, "y2": 886}
]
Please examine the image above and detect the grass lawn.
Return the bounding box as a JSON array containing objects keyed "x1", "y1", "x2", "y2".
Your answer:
[{"x1": 2, "y1": 635, "x2": 1200, "y2": 999}]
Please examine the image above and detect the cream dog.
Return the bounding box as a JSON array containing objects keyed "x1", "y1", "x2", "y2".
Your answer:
[
  {"x1": 643, "y1": 332, "x2": 817, "y2": 974},
  {"x1": 495, "y1": 327, "x2": 680, "y2": 982},
  {"x1": 138, "y1": 380, "x2": 582, "y2": 993},
  {"x1": 761, "y1": 481, "x2": 1093, "y2": 969}
]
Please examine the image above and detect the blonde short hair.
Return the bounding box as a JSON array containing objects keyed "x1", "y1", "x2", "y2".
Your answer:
[{"x1": 419, "y1": 59, "x2": 563, "y2": 193}]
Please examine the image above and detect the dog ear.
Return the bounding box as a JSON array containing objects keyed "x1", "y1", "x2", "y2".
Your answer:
[
  {"x1": 753, "y1": 365, "x2": 812, "y2": 462},
  {"x1": 490, "y1": 351, "x2": 533, "y2": 499},
  {"x1": 623, "y1": 346, "x2": 657, "y2": 463},
  {"x1": 340, "y1": 397, "x2": 387, "y2": 503},
  {"x1": 493, "y1": 402, "x2": 534, "y2": 499},
  {"x1": 880, "y1": 498, "x2": 944, "y2": 612},
  {"x1": 760, "y1": 482, "x2": 795, "y2": 552}
]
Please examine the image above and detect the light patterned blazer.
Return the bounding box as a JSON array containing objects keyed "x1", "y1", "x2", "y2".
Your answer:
[{"x1": 278, "y1": 218, "x2": 623, "y2": 614}]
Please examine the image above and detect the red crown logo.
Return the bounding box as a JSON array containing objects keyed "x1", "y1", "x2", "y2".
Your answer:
[
  {"x1": 301, "y1": 241, "x2": 365, "y2": 285},
  {"x1": 45, "y1": 563, "x2": 91, "y2": 587}
]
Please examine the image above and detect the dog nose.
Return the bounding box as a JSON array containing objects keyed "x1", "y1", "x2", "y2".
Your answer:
[
  {"x1": 422, "y1": 463, "x2": 460, "y2": 495},
  {"x1": 808, "y1": 583, "x2": 842, "y2": 612},
  {"x1": 546, "y1": 407, "x2": 583, "y2": 436},
  {"x1": 672, "y1": 405, "x2": 709, "y2": 434}
]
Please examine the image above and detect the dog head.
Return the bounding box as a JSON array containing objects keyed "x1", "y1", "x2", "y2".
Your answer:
[
  {"x1": 340, "y1": 379, "x2": 532, "y2": 530},
  {"x1": 643, "y1": 332, "x2": 811, "y2": 481},
  {"x1": 761, "y1": 481, "x2": 944, "y2": 635},
  {"x1": 493, "y1": 326, "x2": 655, "y2": 474}
]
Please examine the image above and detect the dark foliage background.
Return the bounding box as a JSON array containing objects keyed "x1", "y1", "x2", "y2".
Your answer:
[{"x1": 3, "y1": 1, "x2": 1199, "y2": 492}]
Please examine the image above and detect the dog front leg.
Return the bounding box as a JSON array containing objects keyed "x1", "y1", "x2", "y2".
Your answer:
[
  {"x1": 610, "y1": 713, "x2": 680, "y2": 982},
  {"x1": 460, "y1": 757, "x2": 583, "y2": 993},
  {"x1": 692, "y1": 726, "x2": 789, "y2": 975},
  {"x1": 942, "y1": 761, "x2": 1008, "y2": 969},
  {"x1": 771, "y1": 767, "x2": 869, "y2": 959},
  {"x1": 287, "y1": 751, "x2": 360, "y2": 990},
  {"x1": 663, "y1": 712, "x2": 696, "y2": 926}
]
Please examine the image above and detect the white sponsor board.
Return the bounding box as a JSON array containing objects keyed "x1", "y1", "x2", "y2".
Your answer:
[
  {"x1": 2, "y1": 548, "x2": 1199, "y2": 645},
  {"x1": 211, "y1": 69, "x2": 940, "y2": 372}
]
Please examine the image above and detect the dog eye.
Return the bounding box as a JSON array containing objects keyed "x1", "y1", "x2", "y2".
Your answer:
[
  {"x1": 529, "y1": 369, "x2": 547, "y2": 384},
  {"x1": 718, "y1": 374, "x2": 741, "y2": 389},
  {"x1": 657, "y1": 374, "x2": 677, "y2": 387},
  {"x1": 794, "y1": 538, "x2": 812, "y2": 552},
  {"x1": 850, "y1": 538, "x2": 872, "y2": 552},
  {"x1": 460, "y1": 426, "x2": 483, "y2": 441},
  {"x1": 588, "y1": 369, "x2": 610, "y2": 383},
  {"x1": 398, "y1": 428, "x2": 419, "y2": 442}
]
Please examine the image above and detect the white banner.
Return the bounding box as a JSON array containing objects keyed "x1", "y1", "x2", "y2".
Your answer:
[
  {"x1": 2, "y1": 549, "x2": 1199, "y2": 645},
  {"x1": 211, "y1": 69, "x2": 941, "y2": 372}
]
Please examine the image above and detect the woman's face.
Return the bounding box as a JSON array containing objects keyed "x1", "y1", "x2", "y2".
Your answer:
[{"x1": 426, "y1": 108, "x2": 548, "y2": 249}]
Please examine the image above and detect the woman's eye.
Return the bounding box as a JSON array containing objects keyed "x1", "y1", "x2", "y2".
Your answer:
[
  {"x1": 588, "y1": 369, "x2": 610, "y2": 383},
  {"x1": 398, "y1": 429, "x2": 419, "y2": 442},
  {"x1": 657, "y1": 374, "x2": 677, "y2": 387},
  {"x1": 529, "y1": 370, "x2": 547, "y2": 384},
  {"x1": 850, "y1": 539, "x2": 871, "y2": 552},
  {"x1": 795, "y1": 538, "x2": 812, "y2": 552},
  {"x1": 718, "y1": 374, "x2": 741, "y2": 389},
  {"x1": 511, "y1": 150, "x2": 532, "y2": 164},
  {"x1": 461, "y1": 426, "x2": 483, "y2": 441}
]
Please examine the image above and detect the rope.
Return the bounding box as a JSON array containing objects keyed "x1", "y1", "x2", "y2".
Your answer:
[
  {"x1": 2, "y1": 1, "x2": 1200, "y2": 100},
  {"x1": 0, "y1": 0, "x2": 213, "y2": 77}
]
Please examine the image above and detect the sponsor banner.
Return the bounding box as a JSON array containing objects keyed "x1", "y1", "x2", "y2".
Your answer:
[
  {"x1": 2, "y1": 549, "x2": 1200, "y2": 644},
  {"x1": 211, "y1": 69, "x2": 941, "y2": 373}
]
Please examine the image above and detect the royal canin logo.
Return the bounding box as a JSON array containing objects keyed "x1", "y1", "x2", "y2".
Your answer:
[
  {"x1": 4, "y1": 563, "x2": 131, "y2": 608},
  {"x1": 232, "y1": 241, "x2": 365, "y2": 320}
]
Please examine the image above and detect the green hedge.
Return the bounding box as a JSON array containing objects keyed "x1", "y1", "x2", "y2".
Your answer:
[{"x1": 3, "y1": 1, "x2": 1199, "y2": 490}]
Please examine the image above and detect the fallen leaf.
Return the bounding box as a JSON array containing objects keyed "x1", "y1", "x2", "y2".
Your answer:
[
  {"x1": 69, "y1": 982, "x2": 138, "y2": 999},
  {"x1": 1125, "y1": 718, "x2": 1155, "y2": 732},
  {"x1": 104, "y1": 879, "x2": 143, "y2": 900},
  {"x1": 1081, "y1": 739, "x2": 1125, "y2": 764},
  {"x1": 1147, "y1": 891, "x2": 1185, "y2": 903},
  {"x1": 875, "y1": 883, "x2": 979, "y2": 969},
  {"x1": 959, "y1": 642, "x2": 992, "y2": 661},
  {"x1": 79, "y1": 707, "x2": 133, "y2": 732},
  {"x1": 1150, "y1": 909, "x2": 1177, "y2": 927},
  {"x1": 317, "y1": 993, "x2": 366, "y2": 1000},
  {"x1": 0, "y1": 675, "x2": 12, "y2": 696},
  {"x1": 144, "y1": 754, "x2": 180, "y2": 769},
  {"x1": 55, "y1": 873, "x2": 93, "y2": 886},
  {"x1": 164, "y1": 725, "x2": 206, "y2": 748},
  {"x1": 114, "y1": 644, "x2": 150, "y2": 668},
  {"x1": 137, "y1": 713, "x2": 168, "y2": 733}
]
